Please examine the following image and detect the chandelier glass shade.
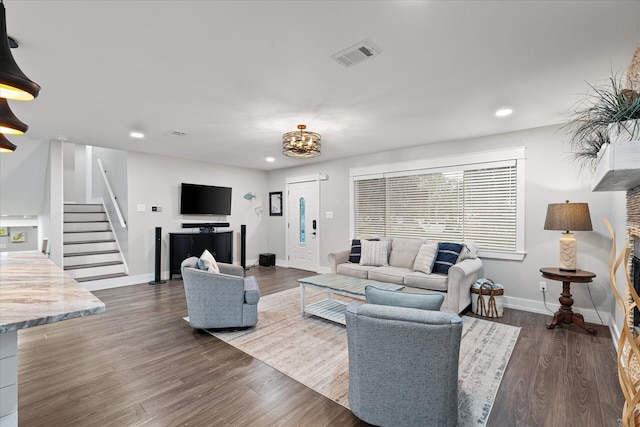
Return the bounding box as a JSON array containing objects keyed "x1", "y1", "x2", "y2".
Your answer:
[
  {"x1": 282, "y1": 124, "x2": 321, "y2": 158},
  {"x1": 0, "y1": 133, "x2": 16, "y2": 152},
  {"x1": 0, "y1": 2, "x2": 40, "y2": 101}
]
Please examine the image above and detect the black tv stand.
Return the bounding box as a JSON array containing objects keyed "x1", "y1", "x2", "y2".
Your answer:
[{"x1": 169, "y1": 231, "x2": 233, "y2": 278}]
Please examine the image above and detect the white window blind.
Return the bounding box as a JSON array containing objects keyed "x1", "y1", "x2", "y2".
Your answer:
[
  {"x1": 354, "y1": 178, "x2": 386, "y2": 237},
  {"x1": 353, "y1": 164, "x2": 518, "y2": 252}
]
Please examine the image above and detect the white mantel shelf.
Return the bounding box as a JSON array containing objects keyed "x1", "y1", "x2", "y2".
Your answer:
[{"x1": 592, "y1": 141, "x2": 640, "y2": 192}]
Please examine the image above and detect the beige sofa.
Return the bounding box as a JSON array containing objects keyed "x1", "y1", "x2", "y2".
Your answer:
[{"x1": 328, "y1": 237, "x2": 483, "y2": 314}]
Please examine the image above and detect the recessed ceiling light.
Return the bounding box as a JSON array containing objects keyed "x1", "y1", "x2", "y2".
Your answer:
[
  {"x1": 495, "y1": 108, "x2": 513, "y2": 117},
  {"x1": 266, "y1": 157, "x2": 275, "y2": 162},
  {"x1": 130, "y1": 131, "x2": 144, "y2": 139}
]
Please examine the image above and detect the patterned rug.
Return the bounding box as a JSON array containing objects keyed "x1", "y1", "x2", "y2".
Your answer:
[{"x1": 207, "y1": 287, "x2": 520, "y2": 426}]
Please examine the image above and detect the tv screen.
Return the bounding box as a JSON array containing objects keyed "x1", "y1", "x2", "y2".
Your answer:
[{"x1": 180, "y1": 183, "x2": 232, "y2": 215}]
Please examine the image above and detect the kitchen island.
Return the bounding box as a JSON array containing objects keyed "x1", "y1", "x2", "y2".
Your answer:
[{"x1": 0, "y1": 252, "x2": 105, "y2": 427}]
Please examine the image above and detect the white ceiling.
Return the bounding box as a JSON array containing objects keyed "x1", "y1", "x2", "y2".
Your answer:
[{"x1": 5, "y1": 1, "x2": 640, "y2": 170}]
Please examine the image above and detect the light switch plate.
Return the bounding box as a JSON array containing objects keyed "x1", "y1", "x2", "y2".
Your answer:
[
  {"x1": 137, "y1": 204, "x2": 145, "y2": 212},
  {"x1": 325, "y1": 211, "x2": 334, "y2": 219}
]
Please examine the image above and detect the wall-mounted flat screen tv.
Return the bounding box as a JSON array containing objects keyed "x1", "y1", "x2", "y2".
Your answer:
[{"x1": 180, "y1": 183, "x2": 232, "y2": 215}]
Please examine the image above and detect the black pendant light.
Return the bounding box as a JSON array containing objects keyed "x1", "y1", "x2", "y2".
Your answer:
[
  {"x1": 0, "y1": 1, "x2": 40, "y2": 101},
  {"x1": 0, "y1": 133, "x2": 16, "y2": 152},
  {"x1": 0, "y1": 97, "x2": 27, "y2": 134}
]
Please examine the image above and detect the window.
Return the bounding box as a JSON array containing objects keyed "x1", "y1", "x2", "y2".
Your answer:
[
  {"x1": 351, "y1": 148, "x2": 525, "y2": 260},
  {"x1": 299, "y1": 197, "x2": 306, "y2": 243}
]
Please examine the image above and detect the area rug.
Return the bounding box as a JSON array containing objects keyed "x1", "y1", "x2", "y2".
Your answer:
[{"x1": 206, "y1": 287, "x2": 520, "y2": 426}]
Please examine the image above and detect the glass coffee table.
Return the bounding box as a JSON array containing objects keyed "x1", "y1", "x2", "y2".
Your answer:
[{"x1": 298, "y1": 274, "x2": 404, "y2": 325}]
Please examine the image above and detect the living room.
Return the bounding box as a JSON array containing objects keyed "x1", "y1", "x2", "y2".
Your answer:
[{"x1": 1, "y1": 1, "x2": 639, "y2": 426}]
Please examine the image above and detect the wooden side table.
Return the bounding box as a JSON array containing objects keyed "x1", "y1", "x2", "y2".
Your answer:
[{"x1": 540, "y1": 267, "x2": 597, "y2": 334}]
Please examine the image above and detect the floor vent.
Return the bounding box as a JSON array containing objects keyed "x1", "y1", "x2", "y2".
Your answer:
[{"x1": 331, "y1": 39, "x2": 382, "y2": 68}]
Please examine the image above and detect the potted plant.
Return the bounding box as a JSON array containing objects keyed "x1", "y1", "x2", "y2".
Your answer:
[{"x1": 564, "y1": 74, "x2": 640, "y2": 169}]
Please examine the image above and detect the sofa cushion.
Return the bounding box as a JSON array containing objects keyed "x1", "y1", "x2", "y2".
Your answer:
[
  {"x1": 368, "y1": 266, "x2": 411, "y2": 285},
  {"x1": 432, "y1": 243, "x2": 464, "y2": 274},
  {"x1": 404, "y1": 271, "x2": 449, "y2": 292},
  {"x1": 337, "y1": 263, "x2": 376, "y2": 279},
  {"x1": 414, "y1": 242, "x2": 438, "y2": 274},
  {"x1": 365, "y1": 285, "x2": 444, "y2": 311},
  {"x1": 388, "y1": 237, "x2": 426, "y2": 268},
  {"x1": 360, "y1": 239, "x2": 390, "y2": 267},
  {"x1": 198, "y1": 249, "x2": 220, "y2": 273}
]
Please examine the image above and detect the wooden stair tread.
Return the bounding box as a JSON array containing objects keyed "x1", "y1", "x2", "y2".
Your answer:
[
  {"x1": 64, "y1": 261, "x2": 123, "y2": 270},
  {"x1": 63, "y1": 239, "x2": 116, "y2": 245},
  {"x1": 64, "y1": 250, "x2": 120, "y2": 257},
  {"x1": 75, "y1": 273, "x2": 128, "y2": 282}
]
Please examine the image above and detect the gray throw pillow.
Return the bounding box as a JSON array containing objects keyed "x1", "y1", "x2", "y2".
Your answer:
[{"x1": 365, "y1": 285, "x2": 444, "y2": 311}]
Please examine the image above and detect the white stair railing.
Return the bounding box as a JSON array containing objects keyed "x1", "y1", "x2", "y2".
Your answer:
[
  {"x1": 96, "y1": 158, "x2": 126, "y2": 229},
  {"x1": 95, "y1": 157, "x2": 129, "y2": 275}
]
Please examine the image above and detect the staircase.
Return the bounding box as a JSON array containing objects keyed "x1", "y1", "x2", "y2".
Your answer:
[{"x1": 63, "y1": 203, "x2": 127, "y2": 282}]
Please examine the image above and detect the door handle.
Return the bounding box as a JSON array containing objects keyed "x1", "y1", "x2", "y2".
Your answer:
[{"x1": 312, "y1": 219, "x2": 317, "y2": 230}]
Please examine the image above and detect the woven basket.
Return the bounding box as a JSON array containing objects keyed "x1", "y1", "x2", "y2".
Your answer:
[{"x1": 471, "y1": 279, "x2": 504, "y2": 318}]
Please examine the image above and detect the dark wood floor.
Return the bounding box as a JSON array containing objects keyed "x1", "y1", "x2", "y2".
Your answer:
[{"x1": 16, "y1": 266, "x2": 623, "y2": 426}]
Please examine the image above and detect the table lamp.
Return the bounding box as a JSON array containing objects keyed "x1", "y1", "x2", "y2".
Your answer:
[{"x1": 544, "y1": 200, "x2": 592, "y2": 271}]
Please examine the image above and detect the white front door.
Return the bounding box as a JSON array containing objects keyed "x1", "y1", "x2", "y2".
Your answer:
[{"x1": 286, "y1": 180, "x2": 320, "y2": 272}]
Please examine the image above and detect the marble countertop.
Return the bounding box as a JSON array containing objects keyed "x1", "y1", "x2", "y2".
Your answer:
[{"x1": 0, "y1": 252, "x2": 105, "y2": 333}]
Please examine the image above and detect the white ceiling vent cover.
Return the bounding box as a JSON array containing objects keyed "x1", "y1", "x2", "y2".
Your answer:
[
  {"x1": 331, "y1": 39, "x2": 382, "y2": 68},
  {"x1": 165, "y1": 130, "x2": 188, "y2": 137}
]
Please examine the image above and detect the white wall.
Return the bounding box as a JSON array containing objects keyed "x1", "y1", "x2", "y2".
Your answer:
[
  {"x1": 267, "y1": 124, "x2": 623, "y2": 322},
  {"x1": 0, "y1": 137, "x2": 49, "y2": 216},
  {"x1": 125, "y1": 151, "x2": 269, "y2": 280}
]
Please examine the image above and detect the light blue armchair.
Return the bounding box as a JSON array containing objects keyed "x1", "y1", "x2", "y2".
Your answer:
[
  {"x1": 345, "y1": 301, "x2": 462, "y2": 427},
  {"x1": 181, "y1": 257, "x2": 259, "y2": 329}
]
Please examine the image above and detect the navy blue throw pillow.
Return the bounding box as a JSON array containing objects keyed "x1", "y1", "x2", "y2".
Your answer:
[
  {"x1": 348, "y1": 239, "x2": 362, "y2": 263},
  {"x1": 348, "y1": 238, "x2": 380, "y2": 263},
  {"x1": 432, "y1": 242, "x2": 464, "y2": 274}
]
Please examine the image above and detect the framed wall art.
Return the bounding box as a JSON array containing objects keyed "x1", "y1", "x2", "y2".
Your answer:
[{"x1": 269, "y1": 191, "x2": 283, "y2": 216}]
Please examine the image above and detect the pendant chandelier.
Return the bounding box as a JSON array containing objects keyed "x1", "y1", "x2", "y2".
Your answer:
[
  {"x1": 0, "y1": 1, "x2": 40, "y2": 101},
  {"x1": 0, "y1": 0, "x2": 41, "y2": 153},
  {"x1": 282, "y1": 124, "x2": 321, "y2": 158},
  {"x1": 0, "y1": 97, "x2": 27, "y2": 134},
  {"x1": 0, "y1": 133, "x2": 16, "y2": 153}
]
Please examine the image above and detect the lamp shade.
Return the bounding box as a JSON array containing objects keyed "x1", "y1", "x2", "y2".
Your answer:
[
  {"x1": 0, "y1": 3, "x2": 40, "y2": 101},
  {"x1": 0, "y1": 97, "x2": 27, "y2": 134},
  {"x1": 544, "y1": 201, "x2": 592, "y2": 232},
  {"x1": 0, "y1": 133, "x2": 16, "y2": 152}
]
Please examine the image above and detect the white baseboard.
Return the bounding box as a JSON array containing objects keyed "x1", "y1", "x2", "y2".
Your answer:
[
  {"x1": 274, "y1": 259, "x2": 330, "y2": 274},
  {"x1": 81, "y1": 271, "x2": 170, "y2": 291},
  {"x1": 503, "y1": 294, "x2": 610, "y2": 326}
]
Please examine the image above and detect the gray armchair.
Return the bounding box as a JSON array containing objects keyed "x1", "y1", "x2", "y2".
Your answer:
[
  {"x1": 181, "y1": 257, "x2": 259, "y2": 329},
  {"x1": 345, "y1": 302, "x2": 462, "y2": 427}
]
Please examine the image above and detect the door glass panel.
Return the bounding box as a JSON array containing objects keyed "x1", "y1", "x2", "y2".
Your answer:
[{"x1": 299, "y1": 197, "x2": 306, "y2": 243}]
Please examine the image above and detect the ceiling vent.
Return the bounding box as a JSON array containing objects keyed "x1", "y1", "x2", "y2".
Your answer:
[
  {"x1": 165, "y1": 130, "x2": 188, "y2": 137},
  {"x1": 331, "y1": 39, "x2": 382, "y2": 68}
]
